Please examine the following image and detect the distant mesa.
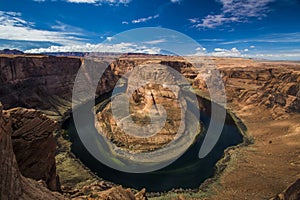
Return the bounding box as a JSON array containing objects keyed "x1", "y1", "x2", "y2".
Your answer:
[{"x1": 0, "y1": 49, "x2": 24, "y2": 55}]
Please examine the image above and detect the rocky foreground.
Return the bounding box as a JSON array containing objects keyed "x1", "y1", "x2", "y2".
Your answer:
[{"x1": 0, "y1": 54, "x2": 299, "y2": 200}]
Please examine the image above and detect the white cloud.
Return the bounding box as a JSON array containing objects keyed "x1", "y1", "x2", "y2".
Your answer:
[
  {"x1": 210, "y1": 47, "x2": 242, "y2": 57},
  {"x1": 220, "y1": 32, "x2": 300, "y2": 45},
  {"x1": 106, "y1": 36, "x2": 113, "y2": 41},
  {"x1": 244, "y1": 48, "x2": 249, "y2": 52},
  {"x1": 131, "y1": 14, "x2": 159, "y2": 24},
  {"x1": 220, "y1": 0, "x2": 275, "y2": 18},
  {"x1": 193, "y1": 14, "x2": 239, "y2": 29},
  {"x1": 170, "y1": 0, "x2": 180, "y2": 3},
  {"x1": 143, "y1": 39, "x2": 166, "y2": 45},
  {"x1": 188, "y1": 18, "x2": 199, "y2": 23},
  {"x1": 33, "y1": 0, "x2": 131, "y2": 4},
  {"x1": 24, "y1": 41, "x2": 300, "y2": 60},
  {"x1": 51, "y1": 21, "x2": 87, "y2": 33},
  {"x1": 190, "y1": 0, "x2": 275, "y2": 29},
  {"x1": 24, "y1": 42, "x2": 161, "y2": 54},
  {"x1": 192, "y1": 47, "x2": 207, "y2": 56},
  {"x1": 0, "y1": 11, "x2": 86, "y2": 46},
  {"x1": 67, "y1": 0, "x2": 131, "y2": 4},
  {"x1": 122, "y1": 21, "x2": 129, "y2": 24},
  {"x1": 67, "y1": 0, "x2": 97, "y2": 3}
]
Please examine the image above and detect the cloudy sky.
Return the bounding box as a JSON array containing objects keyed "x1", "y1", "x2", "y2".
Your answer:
[{"x1": 0, "y1": 0, "x2": 300, "y2": 60}]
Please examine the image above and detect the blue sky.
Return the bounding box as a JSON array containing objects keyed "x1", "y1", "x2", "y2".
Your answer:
[{"x1": 0, "y1": 0, "x2": 300, "y2": 60}]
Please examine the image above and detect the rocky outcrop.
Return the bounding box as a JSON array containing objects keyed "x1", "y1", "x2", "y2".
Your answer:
[
  {"x1": 221, "y1": 66, "x2": 300, "y2": 116},
  {"x1": 69, "y1": 183, "x2": 146, "y2": 200},
  {"x1": 0, "y1": 103, "x2": 64, "y2": 200},
  {"x1": 6, "y1": 107, "x2": 59, "y2": 191},
  {"x1": 271, "y1": 178, "x2": 300, "y2": 200},
  {"x1": 93, "y1": 186, "x2": 136, "y2": 200},
  {"x1": 0, "y1": 103, "x2": 22, "y2": 199},
  {"x1": 159, "y1": 58, "x2": 300, "y2": 119},
  {"x1": 189, "y1": 60, "x2": 300, "y2": 119}
]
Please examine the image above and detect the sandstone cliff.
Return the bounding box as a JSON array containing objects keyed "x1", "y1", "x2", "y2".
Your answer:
[
  {"x1": 160, "y1": 58, "x2": 300, "y2": 119},
  {"x1": 7, "y1": 107, "x2": 59, "y2": 191},
  {"x1": 0, "y1": 103, "x2": 64, "y2": 200},
  {"x1": 0, "y1": 55, "x2": 81, "y2": 119},
  {"x1": 2, "y1": 55, "x2": 298, "y2": 120}
]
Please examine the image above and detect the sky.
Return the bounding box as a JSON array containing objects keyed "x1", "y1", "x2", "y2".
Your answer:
[{"x1": 0, "y1": 0, "x2": 300, "y2": 60}]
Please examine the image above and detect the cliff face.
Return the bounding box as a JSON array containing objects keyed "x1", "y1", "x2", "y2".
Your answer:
[
  {"x1": 0, "y1": 103, "x2": 22, "y2": 199},
  {"x1": 0, "y1": 103, "x2": 64, "y2": 200},
  {"x1": 0, "y1": 55, "x2": 151, "y2": 199},
  {"x1": 0, "y1": 55, "x2": 82, "y2": 119},
  {"x1": 218, "y1": 65, "x2": 300, "y2": 118},
  {"x1": 1, "y1": 55, "x2": 299, "y2": 118},
  {"x1": 159, "y1": 58, "x2": 300, "y2": 119},
  {"x1": 7, "y1": 107, "x2": 59, "y2": 191}
]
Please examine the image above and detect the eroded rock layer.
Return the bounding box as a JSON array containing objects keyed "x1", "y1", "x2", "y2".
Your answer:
[
  {"x1": 0, "y1": 103, "x2": 64, "y2": 200},
  {"x1": 0, "y1": 55, "x2": 82, "y2": 119},
  {"x1": 7, "y1": 107, "x2": 59, "y2": 191}
]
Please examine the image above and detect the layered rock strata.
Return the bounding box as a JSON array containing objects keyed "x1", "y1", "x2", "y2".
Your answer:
[{"x1": 0, "y1": 103, "x2": 64, "y2": 200}]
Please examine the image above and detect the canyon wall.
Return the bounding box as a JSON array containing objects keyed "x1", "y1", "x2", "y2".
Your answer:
[
  {"x1": 2, "y1": 55, "x2": 298, "y2": 119},
  {"x1": 0, "y1": 55, "x2": 81, "y2": 118},
  {"x1": 0, "y1": 54, "x2": 299, "y2": 199},
  {"x1": 161, "y1": 58, "x2": 300, "y2": 118},
  {"x1": 0, "y1": 103, "x2": 64, "y2": 200},
  {"x1": 7, "y1": 107, "x2": 59, "y2": 191}
]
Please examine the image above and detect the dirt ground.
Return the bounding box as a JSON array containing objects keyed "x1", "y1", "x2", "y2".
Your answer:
[{"x1": 208, "y1": 107, "x2": 300, "y2": 200}]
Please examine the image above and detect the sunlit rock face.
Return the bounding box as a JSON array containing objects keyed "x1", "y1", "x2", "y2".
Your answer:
[{"x1": 95, "y1": 63, "x2": 190, "y2": 153}]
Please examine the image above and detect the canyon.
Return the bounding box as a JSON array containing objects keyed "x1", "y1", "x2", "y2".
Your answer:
[{"x1": 0, "y1": 53, "x2": 299, "y2": 199}]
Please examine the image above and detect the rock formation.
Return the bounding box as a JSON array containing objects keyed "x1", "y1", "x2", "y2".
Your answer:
[
  {"x1": 0, "y1": 102, "x2": 147, "y2": 200},
  {"x1": 96, "y1": 64, "x2": 188, "y2": 152},
  {"x1": 161, "y1": 58, "x2": 300, "y2": 119},
  {"x1": 271, "y1": 178, "x2": 300, "y2": 200},
  {"x1": 0, "y1": 103, "x2": 22, "y2": 199},
  {"x1": 7, "y1": 107, "x2": 59, "y2": 191},
  {"x1": 69, "y1": 183, "x2": 146, "y2": 200},
  {"x1": 0, "y1": 103, "x2": 64, "y2": 200}
]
